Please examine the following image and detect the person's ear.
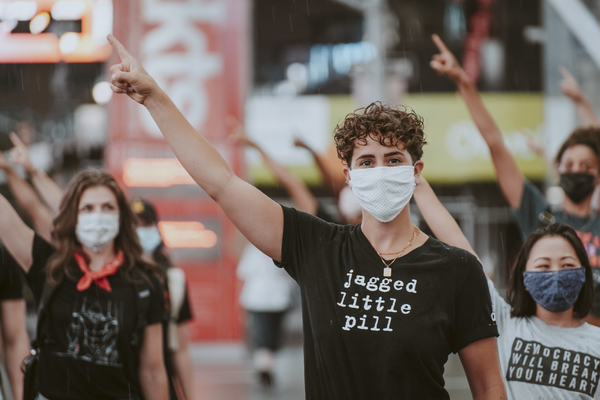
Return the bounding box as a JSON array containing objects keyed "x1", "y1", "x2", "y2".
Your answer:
[
  {"x1": 343, "y1": 167, "x2": 351, "y2": 184},
  {"x1": 413, "y1": 160, "x2": 424, "y2": 181}
]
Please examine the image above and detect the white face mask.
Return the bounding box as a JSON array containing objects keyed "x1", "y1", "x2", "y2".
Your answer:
[
  {"x1": 76, "y1": 213, "x2": 120, "y2": 253},
  {"x1": 137, "y1": 226, "x2": 163, "y2": 254},
  {"x1": 348, "y1": 165, "x2": 416, "y2": 223}
]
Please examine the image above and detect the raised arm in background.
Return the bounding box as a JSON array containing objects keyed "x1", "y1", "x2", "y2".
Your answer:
[
  {"x1": 1, "y1": 299, "x2": 30, "y2": 400},
  {"x1": 10, "y1": 132, "x2": 63, "y2": 214},
  {"x1": 108, "y1": 35, "x2": 283, "y2": 261},
  {"x1": 0, "y1": 150, "x2": 53, "y2": 243},
  {"x1": 228, "y1": 117, "x2": 318, "y2": 215},
  {"x1": 413, "y1": 177, "x2": 478, "y2": 259},
  {"x1": 0, "y1": 193, "x2": 35, "y2": 272},
  {"x1": 559, "y1": 66, "x2": 600, "y2": 128},
  {"x1": 430, "y1": 34, "x2": 524, "y2": 210},
  {"x1": 294, "y1": 137, "x2": 341, "y2": 197}
]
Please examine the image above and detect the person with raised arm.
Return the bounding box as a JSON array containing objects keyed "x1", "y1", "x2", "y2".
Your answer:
[
  {"x1": 414, "y1": 178, "x2": 600, "y2": 399},
  {"x1": 108, "y1": 34, "x2": 505, "y2": 399},
  {"x1": 0, "y1": 169, "x2": 168, "y2": 400},
  {"x1": 430, "y1": 33, "x2": 600, "y2": 326}
]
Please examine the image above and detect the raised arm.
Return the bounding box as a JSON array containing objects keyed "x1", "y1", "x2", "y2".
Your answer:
[
  {"x1": 294, "y1": 137, "x2": 340, "y2": 197},
  {"x1": 10, "y1": 132, "x2": 63, "y2": 213},
  {"x1": 430, "y1": 34, "x2": 524, "y2": 209},
  {"x1": 0, "y1": 193, "x2": 34, "y2": 272},
  {"x1": 108, "y1": 35, "x2": 283, "y2": 261},
  {"x1": 228, "y1": 118, "x2": 317, "y2": 215},
  {"x1": 559, "y1": 66, "x2": 600, "y2": 128},
  {"x1": 0, "y1": 152, "x2": 52, "y2": 243},
  {"x1": 413, "y1": 177, "x2": 478, "y2": 258}
]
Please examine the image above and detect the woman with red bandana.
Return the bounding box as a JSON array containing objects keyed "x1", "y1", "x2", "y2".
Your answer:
[{"x1": 0, "y1": 169, "x2": 168, "y2": 400}]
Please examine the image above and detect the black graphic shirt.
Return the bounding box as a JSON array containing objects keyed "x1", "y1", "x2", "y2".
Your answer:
[
  {"x1": 26, "y1": 235, "x2": 164, "y2": 400},
  {"x1": 515, "y1": 180, "x2": 600, "y2": 316},
  {"x1": 276, "y1": 206, "x2": 498, "y2": 400},
  {"x1": 0, "y1": 247, "x2": 24, "y2": 301},
  {"x1": 488, "y1": 279, "x2": 600, "y2": 399}
]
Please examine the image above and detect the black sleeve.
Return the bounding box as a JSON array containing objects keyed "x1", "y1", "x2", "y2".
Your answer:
[
  {"x1": 513, "y1": 180, "x2": 549, "y2": 240},
  {"x1": 25, "y1": 234, "x2": 56, "y2": 305},
  {"x1": 176, "y1": 286, "x2": 193, "y2": 324},
  {"x1": 146, "y1": 275, "x2": 166, "y2": 326},
  {"x1": 0, "y1": 248, "x2": 24, "y2": 300},
  {"x1": 451, "y1": 251, "x2": 499, "y2": 353},
  {"x1": 274, "y1": 205, "x2": 339, "y2": 282}
]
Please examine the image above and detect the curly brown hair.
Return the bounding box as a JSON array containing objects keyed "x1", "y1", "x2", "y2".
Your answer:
[
  {"x1": 554, "y1": 126, "x2": 600, "y2": 166},
  {"x1": 334, "y1": 102, "x2": 427, "y2": 166},
  {"x1": 47, "y1": 169, "x2": 164, "y2": 288}
]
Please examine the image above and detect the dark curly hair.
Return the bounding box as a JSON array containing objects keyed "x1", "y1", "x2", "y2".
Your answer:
[
  {"x1": 334, "y1": 102, "x2": 427, "y2": 166},
  {"x1": 554, "y1": 127, "x2": 600, "y2": 166},
  {"x1": 507, "y1": 223, "x2": 594, "y2": 319}
]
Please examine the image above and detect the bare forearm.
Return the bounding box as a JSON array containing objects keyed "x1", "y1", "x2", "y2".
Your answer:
[
  {"x1": 575, "y1": 97, "x2": 600, "y2": 127},
  {"x1": 30, "y1": 169, "x2": 63, "y2": 213},
  {"x1": 258, "y1": 148, "x2": 317, "y2": 214},
  {"x1": 140, "y1": 366, "x2": 169, "y2": 400},
  {"x1": 455, "y1": 74, "x2": 504, "y2": 148},
  {"x1": 144, "y1": 89, "x2": 236, "y2": 200},
  {"x1": 173, "y1": 349, "x2": 195, "y2": 400}
]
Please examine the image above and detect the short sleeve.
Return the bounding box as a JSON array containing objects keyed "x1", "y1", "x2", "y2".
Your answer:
[
  {"x1": 0, "y1": 248, "x2": 24, "y2": 300},
  {"x1": 275, "y1": 205, "x2": 338, "y2": 282},
  {"x1": 176, "y1": 287, "x2": 193, "y2": 324},
  {"x1": 145, "y1": 275, "x2": 166, "y2": 326},
  {"x1": 452, "y1": 252, "x2": 499, "y2": 353},
  {"x1": 487, "y1": 278, "x2": 511, "y2": 332},
  {"x1": 513, "y1": 180, "x2": 549, "y2": 239},
  {"x1": 26, "y1": 234, "x2": 56, "y2": 304}
]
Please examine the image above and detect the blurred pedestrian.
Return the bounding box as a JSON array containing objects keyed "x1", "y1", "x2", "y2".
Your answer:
[
  {"x1": 108, "y1": 34, "x2": 505, "y2": 399},
  {"x1": 431, "y1": 33, "x2": 600, "y2": 326},
  {"x1": 132, "y1": 198, "x2": 196, "y2": 400},
  {"x1": 0, "y1": 169, "x2": 168, "y2": 400},
  {"x1": 236, "y1": 244, "x2": 295, "y2": 390}
]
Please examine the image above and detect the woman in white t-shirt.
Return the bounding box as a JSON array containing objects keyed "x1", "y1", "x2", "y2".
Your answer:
[{"x1": 414, "y1": 178, "x2": 600, "y2": 400}]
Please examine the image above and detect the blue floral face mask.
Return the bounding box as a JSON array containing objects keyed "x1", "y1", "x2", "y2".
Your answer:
[{"x1": 523, "y1": 268, "x2": 586, "y2": 313}]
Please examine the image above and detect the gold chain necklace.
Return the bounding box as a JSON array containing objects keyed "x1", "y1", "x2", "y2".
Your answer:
[{"x1": 377, "y1": 225, "x2": 420, "y2": 277}]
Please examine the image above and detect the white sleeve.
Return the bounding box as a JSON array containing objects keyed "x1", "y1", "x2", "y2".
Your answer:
[{"x1": 487, "y1": 278, "x2": 511, "y2": 331}]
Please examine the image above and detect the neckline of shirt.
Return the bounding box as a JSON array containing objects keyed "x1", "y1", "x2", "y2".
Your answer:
[{"x1": 355, "y1": 225, "x2": 433, "y2": 268}]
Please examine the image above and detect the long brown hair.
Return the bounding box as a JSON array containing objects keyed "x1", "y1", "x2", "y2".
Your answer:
[
  {"x1": 507, "y1": 223, "x2": 594, "y2": 319},
  {"x1": 47, "y1": 169, "x2": 163, "y2": 287}
]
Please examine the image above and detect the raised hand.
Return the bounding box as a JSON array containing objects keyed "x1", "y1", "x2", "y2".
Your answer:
[
  {"x1": 226, "y1": 115, "x2": 255, "y2": 148},
  {"x1": 293, "y1": 137, "x2": 310, "y2": 150},
  {"x1": 0, "y1": 150, "x2": 9, "y2": 171},
  {"x1": 559, "y1": 66, "x2": 584, "y2": 103},
  {"x1": 9, "y1": 132, "x2": 35, "y2": 173},
  {"x1": 107, "y1": 34, "x2": 158, "y2": 105},
  {"x1": 430, "y1": 34, "x2": 466, "y2": 82}
]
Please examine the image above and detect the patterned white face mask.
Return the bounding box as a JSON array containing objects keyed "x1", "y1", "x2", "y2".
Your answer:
[
  {"x1": 76, "y1": 213, "x2": 120, "y2": 253},
  {"x1": 348, "y1": 165, "x2": 416, "y2": 223}
]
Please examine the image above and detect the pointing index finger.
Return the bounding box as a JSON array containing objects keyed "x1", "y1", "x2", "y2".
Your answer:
[
  {"x1": 9, "y1": 132, "x2": 25, "y2": 148},
  {"x1": 558, "y1": 66, "x2": 573, "y2": 80},
  {"x1": 107, "y1": 34, "x2": 132, "y2": 60},
  {"x1": 431, "y1": 34, "x2": 450, "y2": 54}
]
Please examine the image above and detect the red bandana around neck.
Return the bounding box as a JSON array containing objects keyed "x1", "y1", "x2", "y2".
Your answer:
[{"x1": 74, "y1": 250, "x2": 124, "y2": 292}]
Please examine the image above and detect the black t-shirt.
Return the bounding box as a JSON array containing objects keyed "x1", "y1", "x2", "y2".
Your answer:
[
  {"x1": 276, "y1": 206, "x2": 498, "y2": 400},
  {"x1": 26, "y1": 235, "x2": 164, "y2": 400},
  {"x1": 0, "y1": 247, "x2": 24, "y2": 300}
]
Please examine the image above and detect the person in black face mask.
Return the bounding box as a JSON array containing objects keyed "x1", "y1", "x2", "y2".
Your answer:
[{"x1": 430, "y1": 34, "x2": 600, "y2": 327}]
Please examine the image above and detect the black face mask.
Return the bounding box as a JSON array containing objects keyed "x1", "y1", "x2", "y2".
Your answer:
[{"x1": 559, "y1": 173, "x2": 596, "y2": 203}]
